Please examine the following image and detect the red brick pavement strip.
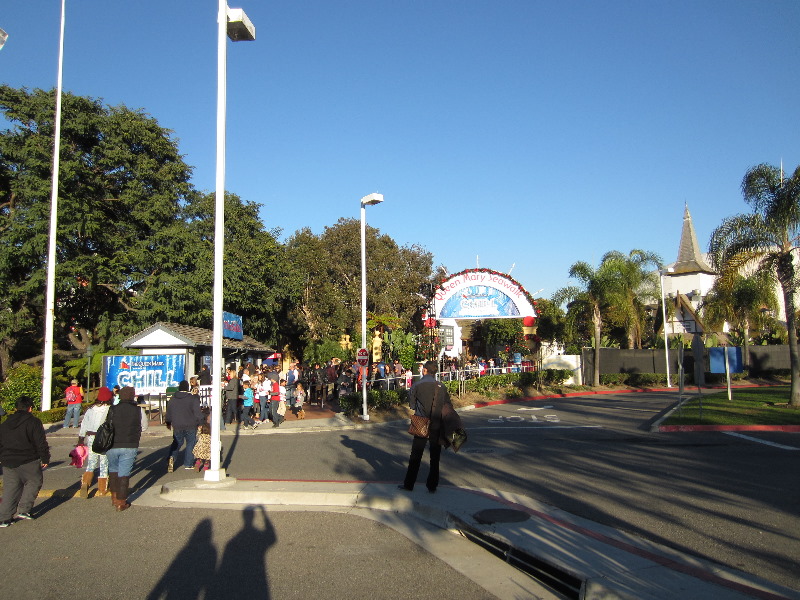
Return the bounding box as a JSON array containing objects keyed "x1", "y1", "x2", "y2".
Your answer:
[{"x1": 659, "y1": 424, "x2": 800, "y2": 432}]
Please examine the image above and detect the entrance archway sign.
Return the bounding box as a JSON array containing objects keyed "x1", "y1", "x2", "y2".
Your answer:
[
  {"x1": 434, "y1": 269, "x2": 537, "y2": 319},
  {"x1": 432, "y1": 269, "x2": 538, "y2": 358}
]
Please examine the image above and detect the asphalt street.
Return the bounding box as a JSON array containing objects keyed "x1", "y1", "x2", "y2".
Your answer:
[
  {"x1": 4, "y1": 389, "x2": 799, "y2": 597},
  {"x1": 0, "y1": 499, "x2": 500, "y2": 600}
]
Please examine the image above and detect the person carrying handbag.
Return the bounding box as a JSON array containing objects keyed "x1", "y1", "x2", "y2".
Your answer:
[
  {"x1": 76, "y1": 386, "x2": 114, "y2": 498},
  {"x1": 399, "y1": 360, "x2": 451, "y2": 494}
]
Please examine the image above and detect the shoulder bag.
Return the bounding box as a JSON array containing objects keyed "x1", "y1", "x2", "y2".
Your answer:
[
  {"x1": 408, "y1": 383, "x2": 439, "y2": 438},
  {"x1": 92, "y1": 406, "x2": 115, "y2": 454}
]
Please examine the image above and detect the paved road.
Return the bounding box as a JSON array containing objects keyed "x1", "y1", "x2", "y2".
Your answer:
[
  {"x1": 0, "y1": 498, "x2": 500, "y2": 600},
  {"x1": 453, "y1": 391, "x2": 800, "y2": 592},
  {"x1": 13, "y1": 390, "x2": 800, "y2": 595}
]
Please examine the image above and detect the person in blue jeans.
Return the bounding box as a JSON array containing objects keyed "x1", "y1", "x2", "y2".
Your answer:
[
  {"x1": 241, "y1": 381, "x2": 257, "y2": 429},
  {"x1": 104, "y1": 386, "x2": 144, "y2": 511},
  {"x1": 166, "y1": 380, "x2": 204, "y2": 470},
  {"x1": 62, "y1": 379, "x2": 83, "y2": 428}
]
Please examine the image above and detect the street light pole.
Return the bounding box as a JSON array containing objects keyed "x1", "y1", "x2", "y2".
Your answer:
[
  {"x1": 41, "y1": 0, "x2": 67, "y2": 412},
  {"x1": 206, "y1": 2, "x2": 255, "y2": 482},
  {"x1": 360, "y1": 193, "x2": 383, "y2": 421},
  {"x1": 659, "y1": 268, "x2": 674, "y2": 388}
]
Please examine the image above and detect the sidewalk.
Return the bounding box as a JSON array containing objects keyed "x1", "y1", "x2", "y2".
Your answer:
[
  {"x1": 45, "y1": 400, "x2": 353, "y2": 438},
  {"x1": 147, "y1": 478, "x2": 800, "y2": 600}
]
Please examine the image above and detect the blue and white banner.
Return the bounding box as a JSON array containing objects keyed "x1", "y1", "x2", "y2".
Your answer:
[
  {"x1": 439, "y1": 285, "x2": 521, "y2": 318},
  {"x1": 434, "y1": 270, "x2": 537, "y2": 320},
  {"x1": 223, "y1": 311, "x2": 244, "y2": 340},
  {"x1": 103, "y1": 354, "x2": 186, "y2": 395}
]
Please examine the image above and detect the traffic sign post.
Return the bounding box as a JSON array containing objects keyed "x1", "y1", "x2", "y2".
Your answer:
[
  {"x1": 356, "y1": 347, "x2": 369, "y2": 366},
  {"x1": 356, "y1": 347, "x2": 369, "y2": 420}
]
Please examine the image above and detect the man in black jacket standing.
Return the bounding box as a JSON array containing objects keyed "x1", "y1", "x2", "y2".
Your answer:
[
  {"x1": 166, "y1": 380, "x2": 204, "y2": 470},
  {"x1": 399, "y1": 360, "x2": 451, "y2": 493},
  {"x1": 0, "y1": 396, "x2": 50, "y2": 526}
]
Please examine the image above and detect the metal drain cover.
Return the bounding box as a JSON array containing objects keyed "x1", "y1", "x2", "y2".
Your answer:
[{"x1": 473, "y1": 508, "x2": 531, "y2": 525}]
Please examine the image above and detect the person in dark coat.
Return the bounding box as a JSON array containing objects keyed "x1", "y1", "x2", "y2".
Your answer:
[
  {"x1": 224, "y1": 366, "x2": 241, "y2": 425},
  {"x1": 166, "y1": 380, "x2": 204, "y2": 470},
  {"x1": 399, "y1": 360, "x2": 451, "y2": 493},
  {"x1": 0, "y1": 396, "x2": 50, "y2": 526},
  {"x1": 199, "y1": 365, "x2": 212, "y2": 386},
  {"x1": 105, "y1": 386, "x2": 144, "y2": 512}
]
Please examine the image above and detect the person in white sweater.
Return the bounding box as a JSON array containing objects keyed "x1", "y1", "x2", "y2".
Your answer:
[{"x1": 77, "y1": 386, "x2": 113, "y2": 498}]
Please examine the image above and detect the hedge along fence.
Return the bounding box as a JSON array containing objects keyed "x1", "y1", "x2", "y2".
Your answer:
[
  {"x1": 339, "y1": 388, "x2": 409, "y2": 416},
  {"x1": 0, "y1": 405, "x2": 70, "y2": 425},
  {"x1": 443, "y1": 369, "x2": 573, "y2": 397},
  {"x1": 337, "y1": 369, "x2": 577, "y2": 413}
]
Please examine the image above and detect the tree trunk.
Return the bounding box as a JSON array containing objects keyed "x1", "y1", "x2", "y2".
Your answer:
[
  {"x1": 592, "y1": 303, "x2": 601, "y2": 387},
  {"x1": 777, "y1": 257, "x2": 800, "y2": 407},
  {"x1": 782, "y1": 288, "x2": 800, "y2": 407},
  {"x1": 742, "y1": 318, "x2": 750, "y2": 369},
  {"x1": 0, "y1": 339, "x2": 12, "y2": 381}
]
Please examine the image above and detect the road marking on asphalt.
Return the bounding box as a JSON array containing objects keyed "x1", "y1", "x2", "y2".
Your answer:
[
  {"x1": 517, "y1": 406, "x2": 553, "y2": 411},
  {"x1": 723, "y1": 432, "x2": 799, "y2": 450},
  {"x1": 468, "y1": 426, "x2": 603, "y2": 431}
]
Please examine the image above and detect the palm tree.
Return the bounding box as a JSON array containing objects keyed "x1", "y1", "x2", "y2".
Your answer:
[
  {"x1": 601, "y1": 249, "x2": 663, "y2": 349},
  {"x1": 708, "y1": 163, "x2": 800, "y2": 407},
  {"x1": 553, "y1": 259, "x2": 619, "y2": 386},
  {"x1": 701, "y1": 272, "x2": 779, "y2": 366}
]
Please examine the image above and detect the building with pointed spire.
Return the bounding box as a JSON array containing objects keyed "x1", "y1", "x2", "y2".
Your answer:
[{"x1": 660, "y1": 205, "x2": 717, "y2": 337}]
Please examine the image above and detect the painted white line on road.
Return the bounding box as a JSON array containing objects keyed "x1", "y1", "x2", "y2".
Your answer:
[
  {"x1": 467, "y1": 426, "x2": 603, "y2": 431},
  {"x1": 517, "y1": 406, "x2": 553, "y2": 411},
  {"x1": 723, "y1": 432, "x2": 799, "y2": 451}
]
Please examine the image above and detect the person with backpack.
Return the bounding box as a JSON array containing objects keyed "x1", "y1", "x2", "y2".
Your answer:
[
  {"x1": 77, "y1": 386, "x2": 114, "y2": 498},
  {"x1": 63, "y1": 379, "x2": 84, "y2": 428}
]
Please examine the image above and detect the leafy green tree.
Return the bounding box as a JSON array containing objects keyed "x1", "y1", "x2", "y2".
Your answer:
[
  {"x1": 702, "y1": 271, "x2": 778, "y2": 365},
  {"x1": 709, "y1": 163, "x2": 800, "y2": 407},
  {"x1": 179, "y1": 190, "x2": 299, "y2": 346},
  {"x1": 0, "y1": 85, "x2": 194, "y2": 376},
  {"x1": 532, "y1": 297, "x2": 566, "y2": 345},
  {"x1": 553, "y1": 259, "x2": 619, "y2": 386},
  {"x1": 480, "y1": 319, "x2": 526, "y2": 361},
  {"x1": 0, "y1": 85, "x2": 297, "y2": 381},
  {"x1": 285, "y1": 218, "x2": 436, "y2": 352},
  {"x1": 601, "y1": 249, "x2": 662, "y2": 349}
]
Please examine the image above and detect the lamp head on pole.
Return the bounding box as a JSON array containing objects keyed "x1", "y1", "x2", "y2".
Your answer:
[
  {"x1": 227, "y1": 8, "x2": 256, "y2": 41},
  {"x1": 0, "y1": 27, "x2": 8, "y2": 50},
  {"x1": 360, "y1": 192, "x2": 384, "y2": 207}
]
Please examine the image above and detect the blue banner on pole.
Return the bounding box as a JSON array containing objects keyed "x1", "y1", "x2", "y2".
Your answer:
[
  {"x1": 223, "y1": 311, "x2": 244, "y2": 340},
  {"x1": 709, "y1": 347, "x2": 743, "y2": 374}
]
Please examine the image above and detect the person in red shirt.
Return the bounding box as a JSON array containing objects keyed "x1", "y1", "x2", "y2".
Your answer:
[{"x1": 63, "y1": 379, "x2": 84, "y2": 428}]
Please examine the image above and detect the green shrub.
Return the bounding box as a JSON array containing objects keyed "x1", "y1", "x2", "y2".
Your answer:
[
  {"x1": 541, "y1": 369, "x2": 572, "y2": 385},
  {"x1": 338, "y1": 388, "x2": 408, "y2": 416},
  {"x1": 518, "y1": 371, "x2": 536, "y2": 388},
  {"x1": 34, "y1": 406, "x2": 69, "y2": 424},
  {"x1": 442, "y1": 380, "x2": 460, "y2": 395},
  {"x1": 599, "y1": 373, "x2": 628, "y2": 385},
  {"x1": 627, "y1": 373, "x2": 665, "y2": 387},
  {"x1": 0, "y1": 364, "x2": 46, "y2": 413}
]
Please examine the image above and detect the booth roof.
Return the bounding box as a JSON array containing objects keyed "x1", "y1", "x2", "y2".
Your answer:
[{"x1": 122, "y1": 322, "x2": 275, "y2": 353}]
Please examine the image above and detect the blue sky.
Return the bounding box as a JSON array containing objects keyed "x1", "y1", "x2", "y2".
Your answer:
[{"x1": 2, "y1": 1, "x2": 799, "y2": 303}]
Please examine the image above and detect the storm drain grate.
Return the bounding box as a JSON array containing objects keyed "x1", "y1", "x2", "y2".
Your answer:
[
  {"x1": 456, "y1": 520, "x2": 582, "y2": 600},
  {"x1": 473, "y1": 508, "x2": 531, "y2": 525}
]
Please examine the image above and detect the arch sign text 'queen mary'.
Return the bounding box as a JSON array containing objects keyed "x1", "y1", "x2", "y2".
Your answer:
[{"x1": 431, "y1": 269, "x2": 538, "y2": 358}]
